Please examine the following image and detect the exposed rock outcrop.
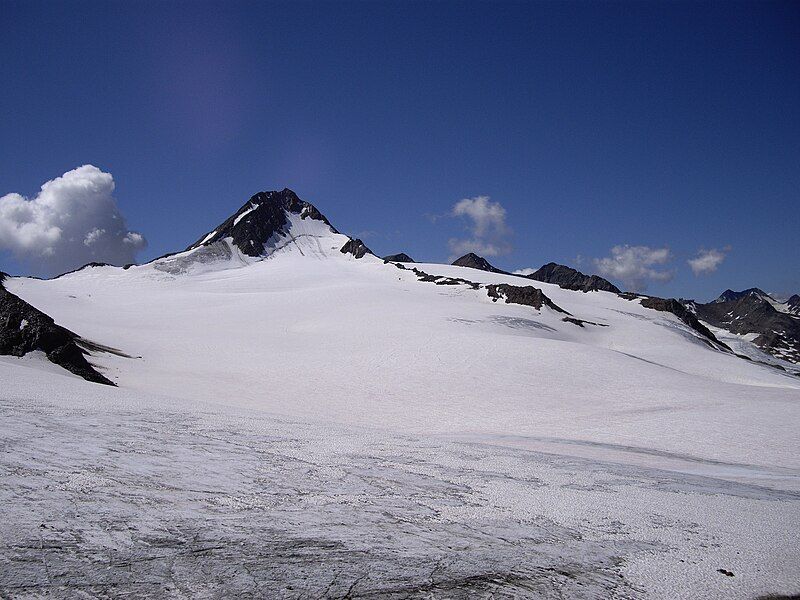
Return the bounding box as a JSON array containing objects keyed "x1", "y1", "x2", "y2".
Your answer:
[
  {"x1": 383, "y1": 253, "x2": 415, "y2": 263},
  {"x1": 525, "y1": 263, "x2": 620, "y2": 294},
  {"x1": 786, "y1": 294, "x2": 800, "y2": 316},
  {"x1": 340, "y1": 239, "x2": 373, "y2": 259},
  {"x1": 693, "y1": 293, "x2": 799, "y2": 362},
  {"x1": 0, "y1": 273, "x2": 115, "y2": 385},
  {"x1": 186, "y1": 189, "x2": 337, "y2": 258},
  {"x1": 452, "y1": 253, "x2": 507, "y2": 274},
  {"x1": 486, "y1": 284, "x2": 569, "y2": 314},
  {"x1": 623, "y1": 293, "x2": 729, "y2": 351},
  {"x1": 713, "y1": 288, "x2": 772, "y2": 304}
]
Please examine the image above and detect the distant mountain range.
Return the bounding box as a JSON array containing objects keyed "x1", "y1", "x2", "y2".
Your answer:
[
  {"x1": 688, "y1": 288, "x2": 800, "y2": 364},
  {"x1": 449, "y1": 252, "x2": 798, "y2": 366}
]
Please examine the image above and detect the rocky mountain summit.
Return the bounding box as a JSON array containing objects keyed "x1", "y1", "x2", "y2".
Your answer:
[
  {"x1": 186, "y1": 189, "x2": 337, "y2": 257},
  {"x1": 450, "y1": 254, "x2": 619, "y2": 294},
  {"x1": 525, "y1": 262, "x2": 620, "y2": 294},
  {"x1": 714, "y1": 288, "x2": 772, "y2": 304},
  {"x1": 691, "y1": 290, "x2": 800, "y2": 364},
  {"x1": 451, "y1": 253, "x2": 508, "y2": 273},
  {"x1": 383, "y1": 253, "x2": 415, "y2": 263}
]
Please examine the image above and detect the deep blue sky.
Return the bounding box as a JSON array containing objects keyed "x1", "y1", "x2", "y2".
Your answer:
[{"x1": 1, "y1": 0, "x2": 798, "y2": 300}]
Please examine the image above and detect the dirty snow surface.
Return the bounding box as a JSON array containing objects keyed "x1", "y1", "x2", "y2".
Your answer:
[{"x1": 2, "y1": 237, "x2": 800, "y2": 598}]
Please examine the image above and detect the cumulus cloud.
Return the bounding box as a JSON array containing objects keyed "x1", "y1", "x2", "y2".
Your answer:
[
  {"x1": 513, "y1": 267, "x2": 537, "y2": 276},
  {"x1": 593, "y1": 245, "x2": 674, "y2": 291},
  {"x1": 0, "y1": 165, "x2": 146, "y2": 275},
  {"x1": 688, "y1": 246, "x2": 730, "y2": 276},
  {"x1": 447, "y1": 196, "x2": 512, "y2": 259}
]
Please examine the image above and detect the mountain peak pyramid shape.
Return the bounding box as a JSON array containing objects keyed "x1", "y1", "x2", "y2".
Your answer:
[{"x1": 187, "y1": 189, "x2": 338, "y2": 258}]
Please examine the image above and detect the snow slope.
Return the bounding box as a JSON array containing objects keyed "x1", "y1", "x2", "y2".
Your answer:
[
  {"x1": 2, "y1": 356, "x2": 799, "y2": 599},
  {"x1": 2, "y1": 201, "x2": 800, "y2": 597},
  {"x1": 5, "y1": 237, "x2": 800, "y2": 481}
]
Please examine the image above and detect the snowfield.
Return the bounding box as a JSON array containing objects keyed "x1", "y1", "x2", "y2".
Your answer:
[{"x1": 2, "y1": 218, "x2": 799, "y2": 598}]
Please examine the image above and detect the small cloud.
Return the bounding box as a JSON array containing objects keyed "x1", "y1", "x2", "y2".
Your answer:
[
  {"x1": 83, "y1": 227, "x2": 106, "y2": 247},
  {"x1": 594, "y1": 245, "x2": 674, "y2": 291},
  {"x1": 688, "y1": 246, "x2": 730, "y2": 276},
  {"x1": 512, "y1": 267, "x2": 537, "y2": 276},
  {"x1": 123, "y1": 232, "x2": 146, "y2": 246},
  {"x1": 447, "y1": 195, "x2": 512, "y2": 260},
  {"x1": 447, "y1": 238, "x2": 508, "y2": 258},
  {"x1": 0, "y1": 165, "x2": 146, "y2": 276}
]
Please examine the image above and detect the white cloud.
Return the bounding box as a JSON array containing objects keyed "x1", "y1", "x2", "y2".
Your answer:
[
  {"x1": 688, "y1": 247, "x2": 730, "y2": 276},
  {"x1": 594, "y1": 245, "x2": 674, "y2": 291},
  {"x1": 83, "y1": 227, "x2": 105, "y2": 247},
  {"x1": 512, "y1": 267, "x2": 537, "y2": 276},
  {"x1": 123, "y1": 232, "x2": 146, "y2": 246},
  {"x1": 448, "y1": 196, "x2": 512, "y2": 259},
  {"x1": 0, "y1": 165, "x2": 146, "y2": 275}
]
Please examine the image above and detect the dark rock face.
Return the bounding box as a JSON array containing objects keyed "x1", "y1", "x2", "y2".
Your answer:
[
  {"x1": 486, "y1": 284, "x2": 568, "y2": 314},
  {"x1": 713, "y1": 288, "x2": 771, "y2": 304},
  {"x1": 187, "y1": 189, "x2": 337, "y2": 258},
  {"x1": 562, "y1": 317, "x2": 608, "y2": 328},
  {"x1": 383, "y1": 253, "x2": 415, "y2": 263},
  {"x1": 787, "y1": 294, "x2": 800, "y2": 316},
  {"x1": 53, "y1": 262, "x2": 112, "y2": 279},
  {"x1": 340, "y1": 239, "x2": 373, "y2": 259},
  {"x1": 452, "y1": 253, "x2": 507, "y2": 274},
  {"x1": 525, "y1": 263, "x2": 620, "y2": 294},
  {"x1": 636, "y1": 296, "x2": 729, "y2": 351},
  {"x1": 0, "y1": 273, "x2": 114, "y2": 385},
  {"x1": 404, "y1": 267, "x2": 480, "y2": 289},
  {"x1": 693, "y1": 294, "x2": 800, "y2": 363}
]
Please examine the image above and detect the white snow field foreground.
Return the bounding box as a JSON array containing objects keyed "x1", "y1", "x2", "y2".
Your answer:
[{"x1": 2, "y1": 223, "x2": 800, "y2": 598}]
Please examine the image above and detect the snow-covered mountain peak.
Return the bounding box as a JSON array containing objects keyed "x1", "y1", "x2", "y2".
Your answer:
[
  {"x1": 146, "y1": 189, "x2": 376, "y2": 274},
  {"x1": 186, "y1": 189, "x2": 340, "y2": 258}
]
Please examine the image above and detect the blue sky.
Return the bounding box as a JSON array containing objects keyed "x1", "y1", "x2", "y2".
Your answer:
[{"x1": 1, "y1": 0, "x2": 798, "y2": 300}]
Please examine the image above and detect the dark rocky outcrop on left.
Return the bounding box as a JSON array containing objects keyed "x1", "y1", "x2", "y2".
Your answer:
[
  {"x1": 383, "y1": 253, "x2": 415, "y2": 263},
  {"x1": 525, "y1": 263, "x2": 621, "y2": 294},
  {"x1": 486, "y1": 284, "x2": 569, "y2": 314},
  {"x1": 340, "y1": 239, "x2": 373, "y2": 259},
  {"x1": 0, "y1": 273, "x2": 115, "y2": 385},
  {"x1": 452, "y1": 253, "x2": 508, "y2": 274}
]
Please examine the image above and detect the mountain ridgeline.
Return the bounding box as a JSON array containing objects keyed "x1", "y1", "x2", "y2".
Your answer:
[
  {"x1": 451, "y1": 254, "x2": 620, "y2": 293},
  {"x1": 452, "y1": 253, "x2": 508, "y2": 274},
  {"x1": 383, "y1": 253, "x2": 415, "y2": 263},
  {"x1": 525, "y1": 263, "x2": 621, "y2": 294},
  {"x1": 1, "y1": 189, "x2": 798, "y2": 384},
  {"x1": 449, "y1": 251, "x2": 797, "y2": 366}
]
